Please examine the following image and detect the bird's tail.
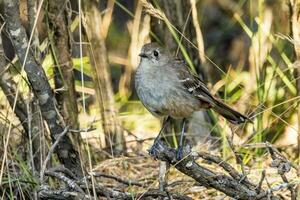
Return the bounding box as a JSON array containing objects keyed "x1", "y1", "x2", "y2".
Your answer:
[{"x1": 212, "y1": 99, "x2": 250, "y2": 124}]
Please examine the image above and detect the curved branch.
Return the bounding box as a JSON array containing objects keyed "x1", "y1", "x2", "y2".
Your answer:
[{"x1": 149, "y1": 140, "x2": 280, "y2": 200}]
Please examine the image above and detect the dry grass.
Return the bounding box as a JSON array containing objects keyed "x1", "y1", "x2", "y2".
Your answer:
[
  {"x1": 1, "y1": 0, "x2": 300, "y2": 199},
  {"x1": 90, "y1": 143, "x2": 298, "y2": 199}
]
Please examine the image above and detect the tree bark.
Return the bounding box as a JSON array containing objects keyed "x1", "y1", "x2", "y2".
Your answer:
[
  {"x1": 0, "y1": 30, "x2": 43, "y2": 172},
  {"x1": 3, "y1": 0, "x2": 83, "y2": 177},
  {"x1": 27, "y1": 0, "x2": 40, "y2": 59},
  {"x1": 48, "y1": 0, "x2": 79, "y2": 130},
  {"x1": 83, "y1": 0, "x2": 126, "y2": 156}
]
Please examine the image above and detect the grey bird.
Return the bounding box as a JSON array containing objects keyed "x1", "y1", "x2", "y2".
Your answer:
[{"x1": 135, "y1": 42, "x2": 249, "y2": 158}]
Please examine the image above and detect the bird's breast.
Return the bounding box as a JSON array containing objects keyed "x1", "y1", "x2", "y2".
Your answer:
[
  {"x1": 135, "y1": 65, "x2": 168, "y2": 115},
  {"x1": 135, "y1": 64, "x2": 200, "y2": 118}
]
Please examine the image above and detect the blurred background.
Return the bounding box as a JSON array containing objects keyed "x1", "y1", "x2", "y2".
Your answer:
[{"x1": 0, "y1": 0, "x2": 300, "y2": 199}]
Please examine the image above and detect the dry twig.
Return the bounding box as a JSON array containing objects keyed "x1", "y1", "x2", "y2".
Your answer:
[
  {"x1": 149, "y1": 140, "x2": 280, "y2": 200},
  {"x1": 89, "y1": 172, "x2": 143, "y2": 187},
  {"x1": 40, "y1": 126, "x2": 69, "y2": 183},
  {"x1": 266, "y1": 142, "x2": 296, "y2": 200}
]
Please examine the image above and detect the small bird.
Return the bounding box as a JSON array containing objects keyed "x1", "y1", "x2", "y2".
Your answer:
[{"x1": 135, "y1": 42, "x2": 249, "y2": 158}]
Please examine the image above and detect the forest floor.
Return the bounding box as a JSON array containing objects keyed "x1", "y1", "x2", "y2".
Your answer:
[{"x1": 91, "y1": 142, "x2": 297, "y2": 199}]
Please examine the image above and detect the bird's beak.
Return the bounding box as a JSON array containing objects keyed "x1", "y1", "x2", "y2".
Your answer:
[{"x1": 139, "y1": 53, "x2": 148, "y2": 58}]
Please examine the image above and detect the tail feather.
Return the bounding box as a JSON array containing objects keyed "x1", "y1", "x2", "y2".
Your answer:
[{"x1": 212, "y1": 99, "x2": 249, "y2": 124}]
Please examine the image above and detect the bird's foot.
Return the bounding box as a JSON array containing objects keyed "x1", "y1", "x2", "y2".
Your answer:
[
  {"x1": 176, "y1": 146, "x2": 184, "y2": 160},
  {"x1": 148, "y1": 138, "x2": 164, "y2": 158}
]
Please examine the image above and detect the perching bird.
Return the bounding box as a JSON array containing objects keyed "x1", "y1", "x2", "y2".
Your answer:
[{"x1": 135, "y1": 42, "x2": 249, "y2": 158}]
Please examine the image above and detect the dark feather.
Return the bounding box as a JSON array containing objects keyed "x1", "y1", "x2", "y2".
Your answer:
[{"x1": 173, "y1": 59, "x2": 249, "y2": 124}]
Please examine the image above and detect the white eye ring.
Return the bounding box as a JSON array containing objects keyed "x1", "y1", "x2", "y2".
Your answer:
[{"x1": 153, "y1": 50, "x2": 159, "y2": 57}]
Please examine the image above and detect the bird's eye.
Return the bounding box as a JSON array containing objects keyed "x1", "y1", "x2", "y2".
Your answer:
[{"x1": 153, "y1": 50, "x2": 159, "y2": 57}]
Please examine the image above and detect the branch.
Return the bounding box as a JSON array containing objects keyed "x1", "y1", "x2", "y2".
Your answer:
[
  {"x1": 196, "y1": 151, "x2": 253, "y2": 186},
  {"x1": 149, "y1": 140, "x2": 280, "y2": 200},
  {"x1": 266, "y1": 142, "x2": 296, "y2": 200},
  {"x1": 0, "y1": 24, "x2": 28, "y2": 132},
  {"x1": 40, "y1": 165, "x2": 192, "y2": 200},
  {"x1": 40, "y1": 126, "x2": 69, "y2": 183},
  {"x1": 48, "y1": 165, "x2": 78, "y2": 180},
  {"x1": 44, "y1": 171, "x2": 85, "y2": 194},
  {"x1": 136, "y1": 189, "x2": 192, "y2": 200},
  {"x1": 39, "y1": 188, "x2": 89, "y2": 200},
  {"x1": 3, "y1": 0, "x2": 83, "y2": 177},
  {"x1": 80, "y1": 183, "x2": 192, "y2": 200},
  {"x1": 89, "y1": 172, "x2": 143, "y2": 187}
]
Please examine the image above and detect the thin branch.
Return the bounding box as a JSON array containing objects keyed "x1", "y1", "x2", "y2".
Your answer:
[
  {"x1": 44, "y1": 171, "x2": 85, "y2": 194},
  {"x1": 196, "y1": 151, "x2": 254, "y2": 187},
  {"x1": 266, "y1": 142, "x2": 296, "y2": 200},
  {"x1": 69, "y1": 126, "x2": 96, "y2": 133},
  {"x1": 257, "y1": 170, "x2": 266, "y2": 193},
  {"x1": 39, "y1": 188, "x2": 90, "y2": 200},
  {"x1": 40, "y1": 126, "x2": 69, "y2": 183},
  {"x1": 149, "y1": 139, "x2": 279, "y2": 200},
  {"x1": 48, "y1": 165, "x2": 78, "y2": 180},
  {"x1": 89, "y1": 172, "x2": 143, "y2": 187},
  {"x1": 136, "y1": 189, "x2": 192, "y2": 200}
]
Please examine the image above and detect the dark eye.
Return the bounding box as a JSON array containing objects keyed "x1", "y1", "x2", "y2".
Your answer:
[{"x1": 153, "y1": 50, "x2": 159, "y2": 57}]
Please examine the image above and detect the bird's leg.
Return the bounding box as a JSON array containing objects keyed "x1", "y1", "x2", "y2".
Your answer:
[
  {"x1": 156, "y1": 116, "x2": 171, "y2": 142},
  {"x1": 176, "y1": 118, "x2": 186, "y2": 160},
  {"x1": 149, "y1": 116, "x2": 171, "y2": 157}
]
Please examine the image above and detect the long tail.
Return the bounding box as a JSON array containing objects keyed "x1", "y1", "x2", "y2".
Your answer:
[{"x1": 211, "y1": 99, "x2": 250, "y2": 124}]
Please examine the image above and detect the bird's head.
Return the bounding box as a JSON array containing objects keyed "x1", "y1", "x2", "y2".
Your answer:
[{"x1": 139, "y1": 43, "x2": 171, "y2": 66}]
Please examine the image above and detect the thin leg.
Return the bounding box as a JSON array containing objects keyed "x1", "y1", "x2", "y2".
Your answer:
[
  {"x1": 177, "y1": 118, "x2": 186, "y2": 160},
  {"x1": 179, "y1": 118, "x2": 186, "y2": 147},
  {"x1": 155, "y1": 116, "x2": 171, "y2": 142},
  {"x1": 149, "y1": 116, "x2": 171, "y2": 157}
]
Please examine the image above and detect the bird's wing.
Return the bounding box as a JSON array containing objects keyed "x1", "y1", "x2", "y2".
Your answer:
[
  {"x1": 173, "y1": 59, "x2": 250, "y2": 124},
  {"x1": 174, "y1": 59, "x2": 216, "y2": 105}
]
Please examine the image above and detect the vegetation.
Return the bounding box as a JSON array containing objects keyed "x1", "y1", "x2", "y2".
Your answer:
[{"x1": 0, "y1": 0, "x2": 299, "y2": 199}]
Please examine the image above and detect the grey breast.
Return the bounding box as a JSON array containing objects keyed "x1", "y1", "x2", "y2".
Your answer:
[{"x1": 135, "y1": 61, "x2": 200, "y2": 118}]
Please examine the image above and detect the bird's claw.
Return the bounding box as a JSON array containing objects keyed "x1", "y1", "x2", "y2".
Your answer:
[
  {"x1": 176, "y1": 146, "x2": 184, "y2": 160},
  {"x1": 148, "y1": 138, "x2": 164, "y2": 158}
]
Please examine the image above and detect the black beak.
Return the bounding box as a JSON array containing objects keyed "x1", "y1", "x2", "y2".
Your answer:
[{"x1": 139, "y1": 53, "x2": 148, "y2": 58}]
